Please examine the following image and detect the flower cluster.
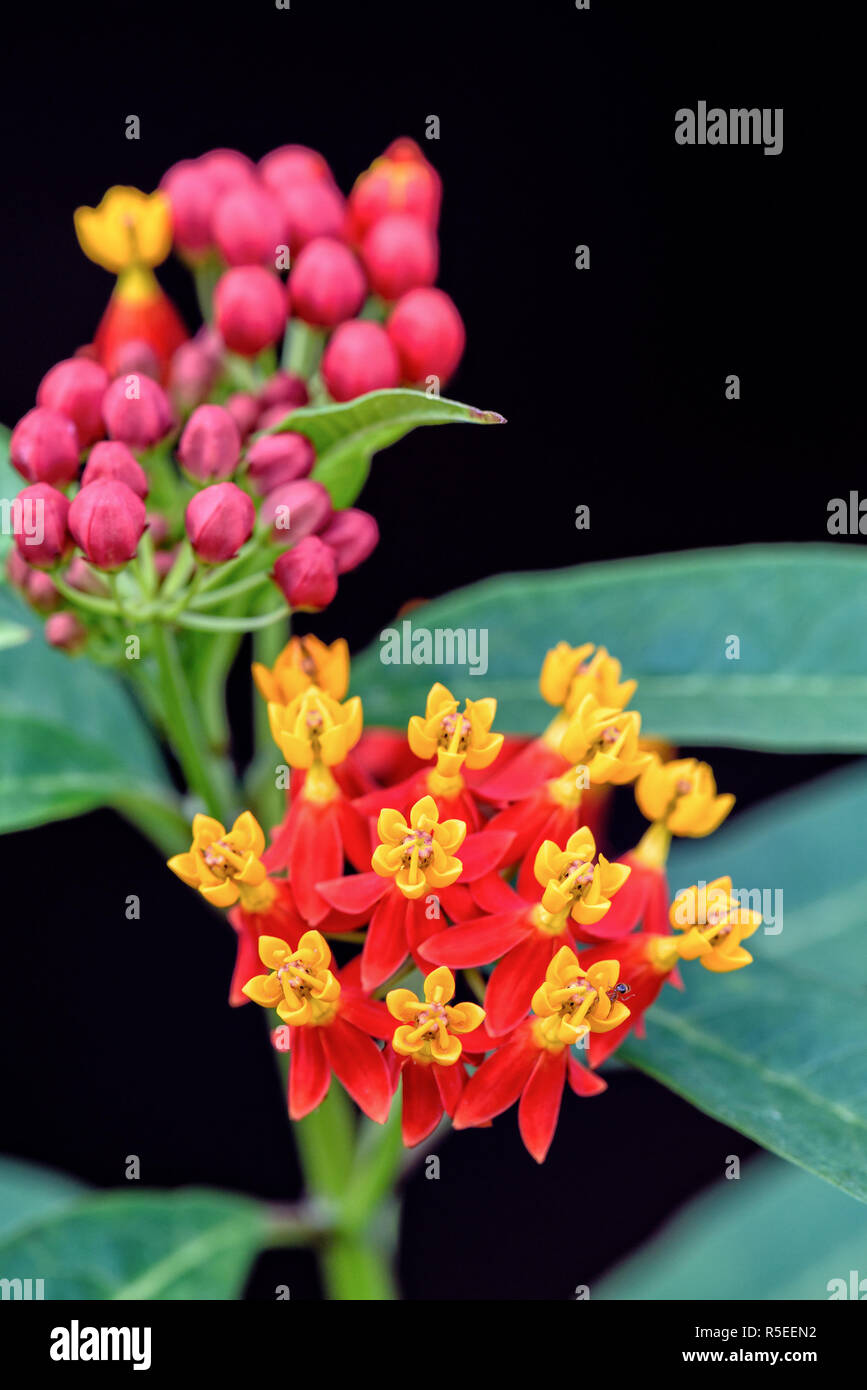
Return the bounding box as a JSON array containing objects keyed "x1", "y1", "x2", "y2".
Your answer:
[
  {"x1": 168, "y1": 635, "x2": 758, "y2": 1161},
  {"x1": 6, "y1": 137, "x2": 464, "y2": 650}
]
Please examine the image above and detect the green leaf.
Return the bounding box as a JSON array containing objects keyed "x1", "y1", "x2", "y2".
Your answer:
[
  {"x1": 620, "y1": 760, "x2": 867, "y2": 1203},
  {"x1": 0, "y1": 619, "x2": 30, "y2": 651},
  {"x1": 0, "y1": 1163, "x2": 266, "y2": 1299},
  {"x1": 0, "y1": 1156, "x2": 83, "y2": 1241},
  {"x1": 595, "y1": 1155, "x2": 867, "y2": 1300},
  {"x1": 0, "y1": 586, "x2": 176, "y2": 835},
  {"x1": 267, "y1": 388, "x2": 505, "y2": 508},
  {"x1": 351, "y1": 545, "x2": 867, "y2": 751}
]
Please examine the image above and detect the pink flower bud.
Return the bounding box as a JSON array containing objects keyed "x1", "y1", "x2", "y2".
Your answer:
[
  {"x1": 273, "y1": 536, "x2": 338, "y2": 611},
  {"x1": 213, "y1": 184, "x2": 287, "y2": 267},
  {"x1": 161, "y1": 158, "x2": 219, "y2": 257},
  {"x1": 65, "y1": 555, "x2": 110, "y2": 596},
  {"x1": 259, "y1": 144, "x2": 334, "y2": 194},
  {"x1": 289, "y1": 238, "x2": 366, "y2": 327},
  {"x1": 45, "y1": 611, "x2": 87, "y2": 653},
  {"x1": 154, "y1": 546, "x2": 179, "y2": 580},
  {"x1": 68, "y1": 479, "x2": 147, "y2": 569},
  {"x1": 36, "y1": 357, "x2": 110, "y2": 449},
  {"x1": 185, "y1": 481, "x2": 255, "y2": 563},
  {"x1": 256, "y1": 404, "x2": 301, "y2": 431},
  {"x1": 199, "y1": 148, "x2": 257, "y2": 197},
  {"x1": 319, "y1": 508, "x2": 379, "y2": 574},
  {"x1": 348, "y1": 137, "x2": 441, "y2": 242},
  {"x1": 101, "y1": 374, "x2": 174, "y2": 449},
  {"x1": 146, "y1": 512, "x2": 170, "y2": 547},
  {"x1": 261, "y1": 478, "x2": 331, "y2": 541},
  {"x1": 110, "y1": 340, "x2": 162, "y2": 381},
  {"x1": 225, "y1": 392, "x2": 261, "y2": 438},
  {"x1": 214, "y1": 266, "x2": 288, "y2": 357},
  {"x1": 245, "y1": 432, "x2": 315, "y2": 494},
  {"x1": 178, "y1": 404, "x2": 241, "y2": 481},
  {"x1": 321, "y1": 320, "x2": 400, "y2": 402},
  {"x1": 168, "y1": 340, "x2": 219, "y2": 410},
  {"x1": 81, "y1": 441, "x2": 149, "y2": 499},
  {"x1": 12, "y1": 482, "x2": 71, "y2": 568},
  {"x1": 361, "y1": 214, "x2": 438, "y2": 302},
  {"x1": 6, "y1": 548, "x2": 60, "y2": 610},
  {"x1": 10, "y1": 407, "x2": 80, "y2": 486},
  {"x1": 276, "y1": 180, "x2": 347, "y2": 254},
  {"x1": 386, "y1": 287, "x2": 465, "y2": 385},
  {"x1": 258, "y1": 371, "x2": 309, "y2": 411}
]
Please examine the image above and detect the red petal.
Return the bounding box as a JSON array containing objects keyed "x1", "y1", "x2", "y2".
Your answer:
[
  {"x1": 340, "y1": 990, "x2": 395, "y2": 1040},
  {"x1": 321, "y1": 1018, "x2": 392, "y2": 1123},
  {"x1": 336, "y1": 798, "x2": 375, "y2": 873},
  {"x1": 316, "y1": 870, "x2": 389, "y2": 915},
  {"x1": 484, "y1": 932, "x2": 555, "y2": 1036},
  {"x1": 436, "y1": 882, "x2": 476, "y2": 921},
  {"x1": 471, "y1": 870, "x2": 527, "y2": 914},
  {"x1": 475, "y1": 740, "x2": 567, "y2": 803},
  {"x1": 568, "y1": 1052, "x2": 608, "y2": 1096},
  {"x1": 227, "y1": 927, "x2": 262, "y2": 1007},
  {"x1": 401, "y1": 1062, "x2": 444, "y2": 1146},
  {"x1": 458, "y1": 828, "x2": 515, "y2": 881},
  {"x1": 288, "y1": 1027, "x2": 331, "y2": 1119},
  {"x1": 419, "y1": 910, "x2": 531, "y2": 967},
  {"x1": 361, "y1": 887, "x2": 411, "y2": 990},
  {"x1": 518, "y1": 1048, "x2": 567, "y2": 1162},
  {"x1": 290, "y1": 799, "x2": 343, "y2": 925},
  {"x1": 434, "y1": 1060, "x2": 467, "y2": 1116},
  {"x1": 353, "y1": 771, "x2": 420, "y2": 819},
  {"x1": 454, "y1": 1024, "x2": 538, "y2": 1128}
]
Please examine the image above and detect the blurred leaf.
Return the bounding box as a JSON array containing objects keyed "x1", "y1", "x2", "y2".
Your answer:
[
  {"x1": 595, "y1": 1155, "x2": 867, "y2": 1300},
  {"x1": 351, "y1": 545, "x2": 867, "y2": 751},
  {"x1": 0, "y1": 587, "x2": 177, "y2": 835},
  {"x1": 0, "y1": 1156, "x2": 83, "y2": 1241},
  {"x1": 0, "y1": 618, "x2": 30, "y2": 651},
  {"x1": 0, "y1": 1161, "x2": 266, "y2": 1299},
  {"x1": 269, "y1": 388, "x2": 505, "y2": 508},
  {"x1": 620, "y1": 761, "x2": 867, "y2": 1203}
]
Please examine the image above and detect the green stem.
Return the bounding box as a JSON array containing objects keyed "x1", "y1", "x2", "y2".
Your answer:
[
  {"x1": 52, "y1": 575, "x2": 120, "y2": 616},
  {"x1": 248, "y1": 610, "x2": 290, "y2": 830},
  {"x1": 151, "y1": 622, "x2": 235, "y2": 821},
  {"x1": 191, "y1": 571, "x2": 272, "y2": 610},
  {"x1": 285, "y1": 322, "x2": 325, "y2": 379},
  {"x1": 112, "y1": 788, "x2": 193, "y2": 858},
  {"x1": 176, "y1": 604, "x2": 289, "y2": 633}
]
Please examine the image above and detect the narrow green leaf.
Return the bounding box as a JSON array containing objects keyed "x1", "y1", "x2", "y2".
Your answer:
[
  {"x1": 620, "y1": 761, "x2": 867, "y2": 1203},
  {"x1": 351, "y1": 545, "x2": 867, "y2": 751},
  {"x1": 266, "y1": 388, "x2": 504, "y2": 507}
]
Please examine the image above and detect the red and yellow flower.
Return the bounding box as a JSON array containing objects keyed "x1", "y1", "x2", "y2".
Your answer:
[
  {"x1": 454, "y1": 946, "x2": 624, "y2": 1162},
  {"x1": 242, "y1": 931, "x2": 392, "y2": 1121},
  {"x1": 386, "y1": 967, "x2": 487, "y2": 1145}
]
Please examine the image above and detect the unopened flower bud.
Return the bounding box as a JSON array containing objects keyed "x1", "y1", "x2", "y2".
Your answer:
[
  {"x1": 245, "y1": 432, "x2": 315, "y2": 493},
  {"x1": 387, "y1": 287, "x2": 465, "y2": 385},
  {"x1": 258, "y1": 370, "x2": 309, "y2": 411},
  {"x1": 185, "y1": 481, "x2": 255, "y2": 563},
  {"x1": 348, "y1": 137, "x2": 441, "y2": 241},
  {"x1": 276, "y1": 180, "x2": 347, "y2": 254},
  {"x1": 256, "y1": 404, "x2": 302, "y2": 431},
  {"x1": 319, "y1": 507, "x2": 379, "y2": 573},
  {"x1": 81, "y1": 441, "x2": 149, "y2": 499},
  {"x1": 6, "y1": 547, "x2": 60, "y2": 609},
  {"x1": 45, "y1": 611, "x2": 87, "y2": 653},
  {"x1": 361, "y1": 214, "x2": 438, "y2": 301},
  {"x1": 225, "y1": 392, "x2": 261, "y2": 438},
  {"x1": 146, "y1": 511, "x2": 170, "y2": 547},
  {"x1": 261, "y1": 478, "x2": 332, "y2": 541},
  {"x1": 213, "y1": 184, "x2": 286, "y2": 268},
  {"x1": 214, "y1": 266, "x2": 287, "y2": 357},
  {"x1": 273, "y1": 535, "x2": 338, "y2": 611},
  {"x1": 36, "y1": 357, "x2": 110, "y2": 448},
  {"x1": 178, "y1": 404, "x2": 241, "y2": 481},
  {"x1": 199, "y1": 148, "x2": 257, "y2": 197},
  {"x1": 259, "y1": 144, "x2": 334, "y2": 194},
  {"x1": 321, "y1": 320, "x2": 400, "y2": 401},
  {"x1": 68, "y1": 479, "x2": 147, "y2": 569},
  {"x1": 168, "y1": 340, "x2": 219, "y2": 411},
  {"x1": 289, "y1": 238, "x2": 366, "y2": 327},
  {"x1": 161, "y1": 159, "x2": 219, "y2": 258},
  {"x1": 154, "y1": 546, "x2": 179, "y2": 580},
  {"x1": 10, "y1": 408, "x2": 80, "y2": 486},
  {"x1": 110, "y1": 339, "x2": 162, "y2": 381},
  {"x1": 64, "y1": 555, "x2": 111, "y2": 596},
  {"x1": 101, "y1": 374, "x2": 174, "y2": 449},
  {"x1": 12, "y1": 482, "x2": 71, "y2": 568}
]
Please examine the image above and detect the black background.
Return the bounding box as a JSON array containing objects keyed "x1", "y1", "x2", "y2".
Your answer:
[{"x1": 0, "y1": 0, "x2": 859, "y2": 1299}]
